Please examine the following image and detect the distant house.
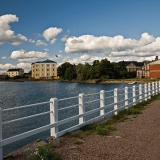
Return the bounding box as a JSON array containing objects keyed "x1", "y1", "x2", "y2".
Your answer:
[
  {"x1": 137, "y1": 56, "x2": 160, "y2": 78},
  {"x1": 0, "y1": 73, "x2": 7, "y2": 80},
  {"x1": 118, "y1": 61, "x2": 144, "y2": 72},
  {"x1": 24, "y1": 73, "x2": 31, "y2": 78},
  {"x1": 31, "y1": 59, "x2": 58, "y2": 79},
  {"x1": 7, "y1": 68, "x2": 24, "y2": 78}
]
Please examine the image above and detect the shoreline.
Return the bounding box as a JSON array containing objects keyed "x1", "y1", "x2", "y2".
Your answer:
[{"x1": 1, "y1": 79, "x2": 155, "y2": 84}]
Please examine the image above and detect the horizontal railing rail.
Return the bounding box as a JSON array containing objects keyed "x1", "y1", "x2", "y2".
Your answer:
[{"x1": 0, "y1": 81, "x2": 160, "y2": 159}]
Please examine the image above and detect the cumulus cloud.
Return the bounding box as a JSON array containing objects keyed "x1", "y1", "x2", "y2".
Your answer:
[
  {"x1": 29, "y1": 39, "x2": 35, "y2": 43},
  {"x1": 43, "y1": 27, "x2": 63, "y2": 44},
  {"x1": 65, "y1": 32, "x2": 159, "y2": 58},
  {"x1": 36, "y1": 40, "x2": 47, "y2": 46},
  {"x1": 50, "y1": 38, "x2": 56, "y2": 44},
  {"x1": 0, "y1": 14, "x2": 28, "y2": 45},
  {"x1": 0, "y1": 62, "x2": 31, "y2": 73},
  {"x1": 10, "y1": 49, "x2": 49, "y2": 62}
]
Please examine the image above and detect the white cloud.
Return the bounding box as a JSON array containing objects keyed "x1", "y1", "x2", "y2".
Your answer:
[
  {"x1": 16, "y1": 62, "x2": 31, "y2": 69},
  {"x1": 36, "y1": 40, "x2": 47, "y2": 46},
  {"x1": 65, "y1": 33, "x2": 158, "y2": 58},
  {"x1": 50, "y1": 38, "x2": 56, "y2": 44},
  {"x1": 10, "y1": 49, "x2": 49, "y2": 62},
  {"x1": 43, "y1": 27, "x2": 63, "y2": 41},
  {"x1": 43, "y1": 27, "x2": 63, "y2": 44},
  {"x1": 0, "y1": 14, "x2": 28, "y2": 45},
  {"x1": 2, "y1": 56, "x2": 6, "y2": 59},
  {"x1": 29, "y1": 39, "x2": 35, "y2": 43},
  {"x1": 61, "y1": 35, "x2": 68, "y2": 41},
  {"x1": 0, "y1": 62, "x2": 31, "y2": 73}
]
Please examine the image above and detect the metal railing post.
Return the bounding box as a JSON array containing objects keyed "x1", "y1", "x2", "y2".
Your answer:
[
  {"x1": 148, "y1": 83, "x2": 151, "y2": 99},
  {"x1": 79, "y1": 93, "x2": 85, "y2": 124},
  {"x1": 152, "y1": 82, "x2": 155, "y2": 96},
  {"x1": 133, "y1": 85, "x2": 136, "y2": 105},
  {"x1": 100, "y1": 90, "x2": 105, "y2": 116},
  {"x1": 139, "y1": 84, "x2": 142, "y2": 102},
  {"x1": 125, "y1": 87, "x2": 128, "y2": 109},
  {"x1": 144, "y1": 83, "x2": 148, "y2": 101},
  {"x1": 50, "y1": 98, "x2": 58, "y2": 138},
  {"x1": 0, "y1": 108, "x2": 3, "y2": 160},
  {"x1": 114, "y1": 88, "x2": 118, "y2": 115},
  {"x1": 159, "y1": 81, "x2": 160, "y2": 93}
]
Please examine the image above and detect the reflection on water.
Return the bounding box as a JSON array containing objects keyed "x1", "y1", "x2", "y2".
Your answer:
[{"x1": 0, "y1": 81, "x2": 135, "y2": 155}]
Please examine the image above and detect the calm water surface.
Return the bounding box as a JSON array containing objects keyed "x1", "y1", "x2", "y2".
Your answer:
[{"x1": 0, "y1": 81, "x2": 133, "y2": 155}]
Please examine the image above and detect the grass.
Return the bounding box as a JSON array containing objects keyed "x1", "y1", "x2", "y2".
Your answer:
[
  {"x1": 96, "y1": 125, "x2": 109, "y2": 135},
  {"x1": 74, "y1": 141, "x2": 83, "y2": 145}
]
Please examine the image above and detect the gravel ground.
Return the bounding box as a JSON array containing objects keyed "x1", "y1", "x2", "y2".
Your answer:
[{"x1": 55, "y1": 100, "x2": 160, "y2": 160}]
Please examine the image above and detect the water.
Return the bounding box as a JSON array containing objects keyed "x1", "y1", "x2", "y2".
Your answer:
[{"x1": 0, "y1": 81, "x2": 137, "y2": 155}]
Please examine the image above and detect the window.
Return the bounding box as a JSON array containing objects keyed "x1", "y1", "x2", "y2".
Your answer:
[
  {"x1": 47, "y1": 64, "x2": 49, "y2": 66},
  {"x1": 47, "y1": 69, "x2": 49, "y2": 71},
  {"x1": 36, "y1": 65, "x2": 38, "y2": 67},
  {"x1": 53, "y1": 69, "x2": 54, "y2": 71},
  {"x1": 42, "y1": 69, "x2": 43, "y2": 71}
]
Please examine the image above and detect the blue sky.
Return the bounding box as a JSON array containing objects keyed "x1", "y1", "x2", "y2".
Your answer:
[{"x1": 1, "y1": 0, "x2": 160, "y2": 73}]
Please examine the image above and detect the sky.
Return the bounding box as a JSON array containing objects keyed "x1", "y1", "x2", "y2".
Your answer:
[{"x1": 1, "y1": 0, "x2": 160, "y2": 73}]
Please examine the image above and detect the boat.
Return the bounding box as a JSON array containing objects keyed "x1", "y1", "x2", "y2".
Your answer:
[{"x1": 128, "y1": 82, "x2": 137, "y2": 85}]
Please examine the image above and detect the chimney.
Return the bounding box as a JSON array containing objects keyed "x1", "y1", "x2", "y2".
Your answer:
[{"x1": 155, "y1": 56, "x2": 158, "y2": 61}]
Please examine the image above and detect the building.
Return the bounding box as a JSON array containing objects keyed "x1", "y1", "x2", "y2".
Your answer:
[
  {"x1": 137, "y1": 56, "x2": 160, "y2": 78},
  {"x1": 7, "y1": 68, "x2": 24, "y2": 78},
  {"x1": 31, "y1": 59, "x2": 58, "y2": 79},
  {"x1": 118, "y1": 61, "x2": 144, "y2": 72}
]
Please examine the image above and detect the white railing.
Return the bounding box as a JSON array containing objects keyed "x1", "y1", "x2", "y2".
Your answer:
[{"x1": 0, "y1": 81, "x2": 160, "y2": 159}]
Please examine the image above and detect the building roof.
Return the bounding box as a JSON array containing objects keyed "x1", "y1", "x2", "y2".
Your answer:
[
  {"x1": 149, "y1": 59, "x2": 160, "y2": 65},
  {"x1": 118, "y1": 61, "x2": 144, "y2": 67},
  {"x1": 31, "y1": 59, "x2": 57, "y2": 64},
  {"x1": 7, "y1": 68, "x2": 23, "y2": 72}
]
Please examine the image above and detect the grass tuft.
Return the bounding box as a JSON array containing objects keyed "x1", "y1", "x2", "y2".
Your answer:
[
  {"x1": 74, "y1": 141, "x2": 83, "y2": 145},
  {"x1": 96, "y1": 125, "x2": 109, "y2": 135}
]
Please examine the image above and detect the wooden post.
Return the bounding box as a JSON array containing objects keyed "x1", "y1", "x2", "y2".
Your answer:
[
  {"x1": 114, "y1": 88, "x2": 118, "y2": 115},
  {"x1": 50, "y1": 98, "x2": 58, "y2": 138},
  {"x1": 79, "y1": 93, "x2": 85, "y2": 124},
  {"x1": 125, "y1": 87, "x2": 128, "y2": 109},
  {"x1": 100, "y1": 90, "x2": 105, "y2": 116}
]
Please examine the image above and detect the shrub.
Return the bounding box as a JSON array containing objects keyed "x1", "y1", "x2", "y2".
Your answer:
[
  {"x1": 32, "y1": 145, "x2": 61, "y2": 160},
  {"x1": 107, "y1": 125, "x2": 117, "y2": 131},
  {"x1": 96, "y1": 125, "x2": 108, "y2": 135}
]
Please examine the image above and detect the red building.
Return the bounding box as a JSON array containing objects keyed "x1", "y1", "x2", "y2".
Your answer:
[{"x1": 137, "y1": 56, "x2": 160, "y2": 78}]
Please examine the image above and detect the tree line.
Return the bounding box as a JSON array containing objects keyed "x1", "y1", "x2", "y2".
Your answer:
[{"x1": 57, "y1": 59, "x2": 136, "y2": 81}]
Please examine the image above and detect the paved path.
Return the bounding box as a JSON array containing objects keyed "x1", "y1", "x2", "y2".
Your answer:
[{"x1": 56, "y1": 100, "x2": 160, "y2": 160}]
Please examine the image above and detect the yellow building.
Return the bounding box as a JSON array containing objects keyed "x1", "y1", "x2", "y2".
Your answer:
[
  {"x1": 31, "y1": 59, "x2": 58, "y2": 79},
  {"x1": 7, "y1": 68, "x2": 24, "y2": 78}
]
